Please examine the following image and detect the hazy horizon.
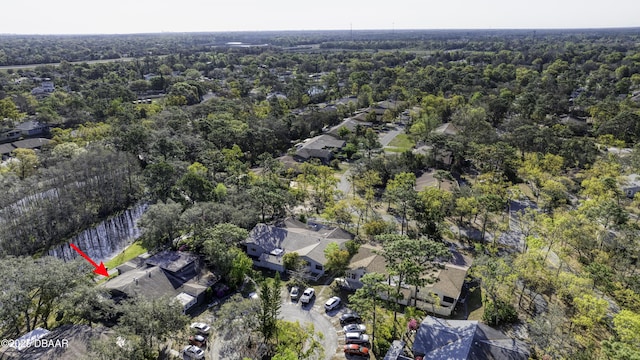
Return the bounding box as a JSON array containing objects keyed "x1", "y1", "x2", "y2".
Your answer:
[{"x1": 2, "y1": 0, "x2": 639, "y2": 35}]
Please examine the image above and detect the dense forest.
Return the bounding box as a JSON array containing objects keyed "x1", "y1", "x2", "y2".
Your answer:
[{"x1": 1, "y1": 29, "x2": 640, "y2": 359}]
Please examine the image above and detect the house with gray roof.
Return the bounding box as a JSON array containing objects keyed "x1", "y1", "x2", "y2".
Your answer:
[
  {"x1": 102, "y1": 250, "x2": 211, "y2": 314},
  {"x1": 15, "y1": 120, "x2": 50, "y2": 137},
  {"x1": 244, "y1": 218, "x2": 352, "y2": 280},
  {"x1": 396, "y1": 316, "x2": 530, "y2": 360},
  {"x1": 294, "y1": 134, "x2": 346, "y2": 164}
]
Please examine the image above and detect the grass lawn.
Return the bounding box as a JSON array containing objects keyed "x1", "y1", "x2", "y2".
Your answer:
[
  {"x1": 104, "y1": 242, "x2": 148, "y2": 270},
  {"x1": 388, "y1": 133, "x2": 415, "y2": 150}
]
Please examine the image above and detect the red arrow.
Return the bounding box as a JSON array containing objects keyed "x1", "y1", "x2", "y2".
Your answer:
[{"x1": 70, "y1": 243, "x2": 109, "y2": 277}]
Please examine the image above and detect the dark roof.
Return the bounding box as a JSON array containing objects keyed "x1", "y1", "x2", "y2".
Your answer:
[
  {"x1": 295, "y1": 134, "x2": 345, "y2": 161},
  {"x1": 11, "y1": 138, "x2": 52, "y2": 149},
  {"x1": 0, "y1": 143, "x2": 15, "y2": 155},
  {"x1": 412, "y1": 316, "x2": 530, "y2": 360},
  {"x1": 146, "y1": 250, "x2": 197, "y2": 273},
  {"x1": 103, "y1": 251, "x2": 207, "y2": 300},
  {"x1": 15, "y1": 120, "x2": 49, "y2": 131}
]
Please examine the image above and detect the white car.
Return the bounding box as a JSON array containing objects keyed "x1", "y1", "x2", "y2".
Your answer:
[
  {"x1": 190, "y1": 322, "x2": 210, "y2": 335},
  {"x1": 343, "y1": 323, "x2": 366, "y2": 333},
  {"x1": 183, "y1": 345, "x2": 205, "y2": 359},
  {"x1": 300, "y1": 287, "x2": 315, "y2": 304},
  {"x1": 290, "y1": 286, "x2": 300, "y2": 301},
  {"x1": 324, "y1": 296, "x2": 342, "y2": 311},
  {"x1": 345, "y1": 332, "x2": 370, "y2": 344}
]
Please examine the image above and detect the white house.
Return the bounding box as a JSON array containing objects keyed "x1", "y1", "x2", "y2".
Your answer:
[{"x1": 244, "y1": 218, "x2": 352, "y2": 280}]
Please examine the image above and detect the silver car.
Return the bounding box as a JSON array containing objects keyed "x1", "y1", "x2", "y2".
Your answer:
[
  {"x1": 345, "y1": 332, "x2": 370, "y2": 344},
  {"x1": 343, "y1": 323, "x2": 366, "y2": 333}
]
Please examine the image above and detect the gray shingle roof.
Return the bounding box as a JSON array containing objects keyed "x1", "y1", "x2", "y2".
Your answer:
[
  {"x1": 412, "y1": 316, "x2": 530, "y2": 360},
  {"x1": 246, "y1": 222, "x2": 352, "y2": 265}
]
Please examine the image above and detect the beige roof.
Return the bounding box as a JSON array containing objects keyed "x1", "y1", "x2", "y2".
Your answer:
[
  {"x1": 423, "y1": 263, "x2": 469, "y2": 298},
  {"x1": 348, "y1": 244, "x2": 387, "y2": 274},
  {"x1": 432, "y1": 122, "x2": 459, "y2": 135}
]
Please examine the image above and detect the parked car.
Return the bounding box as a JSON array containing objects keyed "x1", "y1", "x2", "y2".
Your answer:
[
  {"x1": 207, "y1": 299, "x2": 220, "y2": 308},
  {"x1": 189, "y1": 334, "x2": 207, "y2": 348},
  {"x1": 300, "y1": 287, "x2": 315, "y2": 304},
  {"x1": 190, "y1": 322, "x2": 210, "y2": 335},
  {"x1": 290, "y1": 286, "x2": 300, "y2": 301},
  {"x1": 324, "y1": 296, "x2": 341, "y2": 311},
  {"x1": 344, "y1": 344, "x2": 370, "y2": 357},
  {"x1": 345, "y1": 332, "x2": 370, "y2": 344},
  {"x1": 182, "y1": 345, "x2": 205, "y2": 359},
  {"x1": 340, "y1": 312, "x2": 362, "y2": 326},
  {"x1": 343, "y1": 323, "x2": 366, "y2": 333},
  {"x1": 334, "y1": 277, "x2": 355, "y2": 291}
]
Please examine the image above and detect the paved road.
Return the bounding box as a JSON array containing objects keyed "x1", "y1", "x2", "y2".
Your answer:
[
  {"x1": 280, "y1": 301, "x2": 341, "y2": 360},
  {"x1": 338, "y1": 167, "x2": 352, "y2": 196},
  {"x1": 379, "y1": 127, "x2": 403, "y2": 147},
  {"x1": 336, "y1": 125, "x2": 404, "y2": 198}
]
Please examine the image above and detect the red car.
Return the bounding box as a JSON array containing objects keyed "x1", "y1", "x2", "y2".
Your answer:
[{"x1": 344, "y1": 344, "x2": 369, "y2": 357}]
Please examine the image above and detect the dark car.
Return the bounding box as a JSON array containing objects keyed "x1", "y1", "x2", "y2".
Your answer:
[{"x1": 340, "y1": 312, "x2": 362, "y2": 326}]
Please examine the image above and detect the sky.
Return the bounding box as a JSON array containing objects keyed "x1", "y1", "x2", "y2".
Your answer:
[{"x1": 2, "y1": 0, "x2": 639, "y2": 35}]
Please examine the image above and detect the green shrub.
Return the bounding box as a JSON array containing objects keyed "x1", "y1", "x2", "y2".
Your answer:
[{"x1": 483, "y1": 299, "x2": 518, "y2": 326}]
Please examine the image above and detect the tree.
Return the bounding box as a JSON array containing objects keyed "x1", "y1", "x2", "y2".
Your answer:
[
  {"x1": 8, "y1": 148, "x2": 40, "y2": 179},
  {"x1": 375, "y1": 234, "x2": 450, "y2": 332},
  {"x1": 571, "y1": 293, "x2": 608, "y2": 347},
  {"x1": 324, "y1": 242, "x2": 350, "y2": 275},
  {"x1": 0, "y1": 97, "x2": 25, "y2": 123},
  {"x1": 201, "y1": 224, "x2": 250, "y2": 282},
  {"x1": 137, "y1": 200, "x2": 183, "y2": 249},
  {"x1": 471, "y1": 253, "x2": 517, "y2": 326},
  {"x1": 385, "y1": 172, "x2": 417, "y2": 235},
  {"x1": 348, "y1": 272, "x2": 392, "y2": 355},
  {"x1": 258, "y1": 273, "x2": 282, "y2": 348},
  {"x1": 229, "y1": 249, "x2": 254, "y2": 288},
  {"x1": 118, "y1": 296, "x2": 189, "y2": 358},
  {"x1": 274, "y1": 320, "x2": 324, "y2": 359},
  {"x1": 0, "y1": 256, "x2": 93, "y2": 335}
]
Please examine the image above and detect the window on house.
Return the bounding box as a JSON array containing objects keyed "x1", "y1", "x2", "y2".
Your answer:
[
  {"x1": 443, "y1": 296, "x2": 455, "y2": 304},
  {"x1": 315, "y1": 264, "x2": 323, "y2": 270}
]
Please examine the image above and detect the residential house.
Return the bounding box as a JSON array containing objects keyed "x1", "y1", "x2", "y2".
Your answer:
[
  {"x1": 0, "y1": 128, "x2": 21, "y2": 143},
  {"x1": 15, "y1": 120, "x2": 50, "y2": 137},
  {"x1": 0, "y1": 138, "x2": 52, "y2": 160},
  {"x1": 11, "y1": 138, "x2": 52, "y2": 151},
  {"x1": 294, "y1": 134, "x2": 346, "y2": 164},
  {"x1": 622, "y1": 174, "x2": 640, "y2": 198},
  {"x1": 102, "y1": 251, "x2": 213, "y2": 314},
  {"x1": 384, "y1": 316, "x2": 530, "y2": 360},
  {"x1": 326, "y1": 118, "x2": 372, "y2": 138},
  {"x1": 31, "y1": 80, "x2": 55, "y2": 96},
  {"x1": 244, "y1": 218, "x2": 353, "y2": 280},
  {"x1": 345, "y1": 244, "x2": 469, "y2": 316}
]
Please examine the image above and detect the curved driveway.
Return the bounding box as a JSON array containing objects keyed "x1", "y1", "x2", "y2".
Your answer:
[
  {"x1": 208, "y1": 298, "x2": 341, "y2": 360},
  {"x1": 279, "y1": 301, "x2": 340, "y2": 360}
]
